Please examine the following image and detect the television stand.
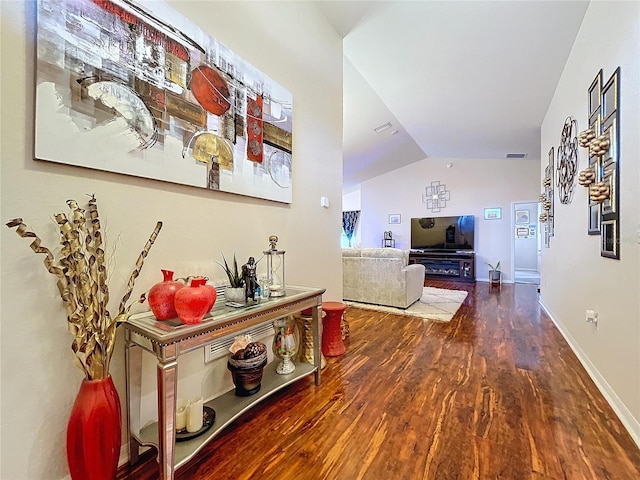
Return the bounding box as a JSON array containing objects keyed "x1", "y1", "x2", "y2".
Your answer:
[{"x1": 409, "y1": 251, "x2": 475, "y2": 282}]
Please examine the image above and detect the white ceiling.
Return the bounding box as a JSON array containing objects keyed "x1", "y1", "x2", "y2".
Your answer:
[{"x1": 314, "y1": 1, "x2": 589, "y2": 191}]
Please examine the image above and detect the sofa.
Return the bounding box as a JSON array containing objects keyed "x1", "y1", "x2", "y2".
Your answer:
[{"x1": 342, "y1": 248, "x2": 426, "y2": 308}]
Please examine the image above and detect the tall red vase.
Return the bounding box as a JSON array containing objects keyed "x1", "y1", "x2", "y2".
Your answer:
[
  {"x1": 67, "y1": 375, "x2": 121, "y2": 480},
  {"x1": 148, "y1": 269, "x2": 185, "y2": 320}
]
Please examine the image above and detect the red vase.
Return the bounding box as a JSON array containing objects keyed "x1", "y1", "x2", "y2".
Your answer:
[
  {"x1": 174, "y1": 277, "x2": 214, "y2": 324},
  {"x1": 148, "y1": 270, "x2": 185, "y2": 320},
  {"x1": 67, "y1": 375, "x2": 121, "y2": 480}
]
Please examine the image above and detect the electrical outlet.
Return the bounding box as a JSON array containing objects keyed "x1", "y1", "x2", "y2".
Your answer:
[{"x1": 586, "y1": 309, "x2": 598, "y2": 327}]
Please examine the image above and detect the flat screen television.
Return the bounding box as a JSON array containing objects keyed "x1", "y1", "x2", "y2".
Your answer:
[{"x1": 410, "y1": 215, "x2": 475, "y2": 251}]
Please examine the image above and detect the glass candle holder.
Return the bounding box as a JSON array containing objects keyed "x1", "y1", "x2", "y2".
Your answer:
[{"x1": 272, "y1": 316, "x2": 299, "y2": 374}]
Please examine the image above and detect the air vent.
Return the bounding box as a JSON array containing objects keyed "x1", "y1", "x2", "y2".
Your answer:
[
  {"x1": 505, "y1": 153, "x2": 528, "y2": 159},
  {"x1": 204, "y1": 322, "x2": 274, "y2": 363},
  {"x1": 374, "y1": 121, "x2": 392, "y2": 133}
]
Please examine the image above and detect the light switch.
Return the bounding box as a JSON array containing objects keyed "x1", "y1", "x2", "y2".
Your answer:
[{"x1": 320, "y1": 196, "x2": 330, "y2": 208}]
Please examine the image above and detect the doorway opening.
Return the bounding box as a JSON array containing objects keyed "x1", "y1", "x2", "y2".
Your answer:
[{"x1": 512, "y1": 201, "x2": 540, "y2": 285}]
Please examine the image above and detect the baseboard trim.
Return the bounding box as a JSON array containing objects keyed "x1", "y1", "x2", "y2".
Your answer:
[
  {"x1": 477, "y1": 278, "x2": 514, "y2": 284},
  {"x1": 539, "y1": 299, "x2": 640, "y2": 449},
  {"x1": 118, "y1": 442, "x2": 152, "y2": 468}
]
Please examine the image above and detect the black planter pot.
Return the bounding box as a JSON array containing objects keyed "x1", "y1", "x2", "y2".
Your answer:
[{"x1": 227, "y1": 355, "x2": 267, "y2": 396}]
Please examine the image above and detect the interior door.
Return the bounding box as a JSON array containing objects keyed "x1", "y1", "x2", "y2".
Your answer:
[{"x1": 513, "y1": 201, "x2": 540, "y2": 284}]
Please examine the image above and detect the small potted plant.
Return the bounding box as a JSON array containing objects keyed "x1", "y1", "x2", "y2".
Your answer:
[
  {"x1": 216, "y1": 253, "x2": 245, "y2": 304},
  {"x1": 485, "y1": 261, "x2": 502, "y2": 284}
]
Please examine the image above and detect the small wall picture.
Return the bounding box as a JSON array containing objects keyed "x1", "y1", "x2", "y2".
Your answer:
[
  {"x1": 484, "y1": 208, "x2": 502, "y2": 220},
  {"x1": 515, "y1": 209, "x2": 530, "y2": 224},
  {"x1": 388, "y1": 214, "x2": 401, "y2": 224}
]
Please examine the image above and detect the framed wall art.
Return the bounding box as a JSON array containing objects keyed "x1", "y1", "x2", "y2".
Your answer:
[
  {"x1": 484, "y1": 208, "x2": 501, "y2": 220},
  {"x1": 34, "y1": 0, "x2": 293, "y2": 203},
  {"x1": 388, "y1": 214, "x2": 401, "y2": 225},
  {"x1": 515, "y1": 209, "x2": 529, "y2": 225}
]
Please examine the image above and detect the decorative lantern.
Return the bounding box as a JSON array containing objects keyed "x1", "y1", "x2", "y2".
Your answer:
[
  {"x1": 272, "y1": 316, "x2": 299, "y2": 374},
  {"x1": 263, "y1": 235, "x2": 286, "y2": 297}
]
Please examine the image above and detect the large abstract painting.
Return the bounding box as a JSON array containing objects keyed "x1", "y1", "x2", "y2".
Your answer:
[{"x1": 35, "y1": 0, "x2": 293, "y2": 203}]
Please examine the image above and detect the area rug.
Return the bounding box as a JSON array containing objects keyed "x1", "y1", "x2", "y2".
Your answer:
[{"x1": 345, "y1": 287, "x2": 468, "y2": 322}]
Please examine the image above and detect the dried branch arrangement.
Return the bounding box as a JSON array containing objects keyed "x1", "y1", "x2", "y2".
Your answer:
[{"x1": 6, "y1": 195, "x2": 162, "y2": 380}]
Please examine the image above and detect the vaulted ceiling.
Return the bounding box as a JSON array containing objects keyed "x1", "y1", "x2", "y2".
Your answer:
[{"x1": 314, "y1": 1, "x2": 589, "y2": 191}]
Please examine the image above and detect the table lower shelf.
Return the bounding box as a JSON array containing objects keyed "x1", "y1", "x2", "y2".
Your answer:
[{"x1": 134, "y1": 361, "x2": 316, "y2": 469}]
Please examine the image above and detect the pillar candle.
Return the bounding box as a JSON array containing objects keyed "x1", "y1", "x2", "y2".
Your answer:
[
  {"x1": 175, "y1": 398, "x2": 189, "y2": 431},
  {"x1": 186, "y1": 396, "x2": 203, "y2": 433}
]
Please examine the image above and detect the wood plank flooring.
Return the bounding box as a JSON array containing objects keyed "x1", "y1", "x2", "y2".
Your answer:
[{"x1": 117, "y1": 281, "x2": 640, "y2": 479}]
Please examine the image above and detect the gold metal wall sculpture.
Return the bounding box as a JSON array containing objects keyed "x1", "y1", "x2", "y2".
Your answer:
[
  {"x1": 578, "y1": 68, "x2": 621, "y2": 258},
  {"x1": 540, "y1": 147, "x2": 554, "y2": 247}
]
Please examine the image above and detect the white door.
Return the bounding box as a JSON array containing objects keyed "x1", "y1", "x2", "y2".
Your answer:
[{"x1": 512, "y1": 201, "x2": 540, "y2": 284}]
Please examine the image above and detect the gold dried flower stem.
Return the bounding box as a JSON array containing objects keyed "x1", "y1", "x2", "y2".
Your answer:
[{"x1": 6, "y1": 195, "x2": 162, "y2": 380}]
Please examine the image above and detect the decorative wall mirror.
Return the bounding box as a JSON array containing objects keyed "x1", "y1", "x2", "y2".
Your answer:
[
  {"x1": 586, "y1": 70, "x2": 602, "y2": 235},
  {"x1": 598, "y1": 67, "x2": 620, "y2": 259}
]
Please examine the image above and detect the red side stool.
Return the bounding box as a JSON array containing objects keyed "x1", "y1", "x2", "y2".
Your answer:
[{"x1": 321, "y1": 301, "x2": 347, "y2": 357}]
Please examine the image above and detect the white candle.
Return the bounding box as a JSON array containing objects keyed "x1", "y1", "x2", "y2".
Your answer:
[
  {"x1": 176, "y1": 406, "x2": 187, "y2": 431},
  {"x1": 175, "y1": 398, "x2": 189, "y2": 431},
  {"x1": 186, "y1": 396, "x2": 203, "y2": 433}
]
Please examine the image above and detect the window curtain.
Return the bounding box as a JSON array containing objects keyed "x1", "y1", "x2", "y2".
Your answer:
[{"x1": 342, "y1": 210, "x2": 360, "y2": 247}]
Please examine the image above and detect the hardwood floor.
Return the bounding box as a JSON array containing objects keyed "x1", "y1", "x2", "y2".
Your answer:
[{"x1": 118, "y1": 281, "x2": 640, "y2": 479}]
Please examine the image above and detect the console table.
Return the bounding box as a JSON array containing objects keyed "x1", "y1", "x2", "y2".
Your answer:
[
  {"x1": 409, "y1": 251, "x2": 476, "y2": 282},
  {"x1": 124, "y1": 285, "x2": 325, "y2": 480}
]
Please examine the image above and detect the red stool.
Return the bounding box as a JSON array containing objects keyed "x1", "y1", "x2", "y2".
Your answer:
[{"x1": 321, "y1": 301, "x2": 346, "y2": 357}]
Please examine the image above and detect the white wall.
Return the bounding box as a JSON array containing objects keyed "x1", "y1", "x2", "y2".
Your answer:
[
  {"x1": 539, "y1": 1, "x2": 640, "y2": 444},
  {"x1": 0, "y1": 1, "x2": 343, "y2": 478},
  {"x1": 359, "y1": 157, "x2": 540, "y2": 281}
]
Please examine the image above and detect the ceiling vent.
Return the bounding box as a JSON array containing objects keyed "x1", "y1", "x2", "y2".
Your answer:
[
  {"x1": 374, "y1": 122, "x2": 392, "y2": 133},
  {"x1": 505, "y1": 153, "x2": 528, "y2": 159}
]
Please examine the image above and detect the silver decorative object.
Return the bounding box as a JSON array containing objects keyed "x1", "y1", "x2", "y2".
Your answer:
[{"x1": 264, "y1": 235, "x2": 285, "y2": 297}]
